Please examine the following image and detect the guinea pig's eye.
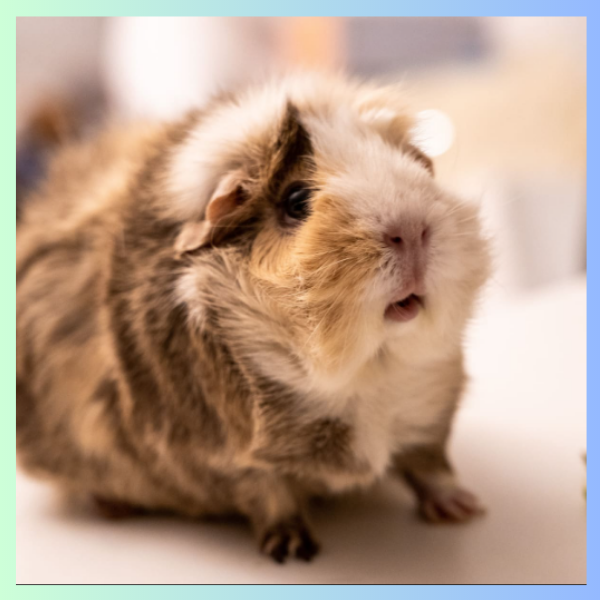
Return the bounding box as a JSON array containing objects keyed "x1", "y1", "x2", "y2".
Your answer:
[{"x1": 283, "y1": 184, "x2": 312, "y2": 223}]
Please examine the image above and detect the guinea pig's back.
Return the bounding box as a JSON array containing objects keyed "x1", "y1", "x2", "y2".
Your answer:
[{"x1": 16, "y1": 124, "x2": 161, "y2": 485}]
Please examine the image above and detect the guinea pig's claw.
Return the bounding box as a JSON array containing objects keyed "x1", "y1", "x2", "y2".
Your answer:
[
  {"x1": 260, "y1": 516, "x2": 320, "y2": 563},
  {"x1": 418, "y1": 486, "x2": 486, "y2": 524}
]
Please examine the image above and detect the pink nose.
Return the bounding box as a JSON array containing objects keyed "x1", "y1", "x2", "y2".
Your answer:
[
  {"x1": 384, "y1": 224, "x2": 430, "y2": 251},
  {"x1": 384, "y1": 223, "x2": 429, "y2": 295}
]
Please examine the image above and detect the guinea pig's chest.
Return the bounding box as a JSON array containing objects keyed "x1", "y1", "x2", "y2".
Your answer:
[{"x1": 323, "y1": 360, "x2": 455, "y2": 484}]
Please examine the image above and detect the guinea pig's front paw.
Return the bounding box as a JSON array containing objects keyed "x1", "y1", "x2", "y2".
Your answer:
[
  {"x1": 418, "y1": 485, "x2": 486, "y2": 524},
  {"x1": 260, "y1": 515, "x2": 320, "y2": 563}
]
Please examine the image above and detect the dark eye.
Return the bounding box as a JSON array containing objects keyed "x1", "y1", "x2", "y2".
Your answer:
[{"x1": 283, "y1": 184, "x2": 312, "y2": 223}]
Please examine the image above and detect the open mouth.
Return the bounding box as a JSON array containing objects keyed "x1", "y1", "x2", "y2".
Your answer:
[{"x1": 385, "y1": 294, "x2": 423, "y2": 322}]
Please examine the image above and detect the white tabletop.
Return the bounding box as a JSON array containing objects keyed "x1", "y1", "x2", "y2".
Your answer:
[{"x1": 16, "y1": 276, "x2": 587, "y2": 584}]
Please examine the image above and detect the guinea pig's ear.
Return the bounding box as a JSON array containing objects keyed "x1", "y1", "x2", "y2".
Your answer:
[
  {"x1": 358, "y1": 98, "x2": 413, "y2": 147},
  {"x1": 359, "y1": 105, "x2": 434, "y2": 176},
  {"x1": 404, "y1": 142, "x2": 435, "y2": 176},
  {"x1": 173, "y1": 169, "x2": 248, "y2": 257},
  {"x1": 361, "y1": 106, "x2": 434, "y2": 176}
]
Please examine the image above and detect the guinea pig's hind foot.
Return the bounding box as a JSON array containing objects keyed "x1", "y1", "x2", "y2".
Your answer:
[
  {"x1": 260, "y1": 515, "x2": 320, "y2": 563},
  {"x1": 93, "y1": 495, "x2": 148, "y2": 520},
  {"x1": 417, "y1": 484, "x2": 485, "y2": 524}
]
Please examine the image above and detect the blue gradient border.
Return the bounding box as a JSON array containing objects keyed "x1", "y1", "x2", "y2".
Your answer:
[
  {"x1": 9, "y1": 2, "x2": 596, "y2": 17},
  {"x1": 6, "y1": 1, "x2": 595, "y2": 597}
]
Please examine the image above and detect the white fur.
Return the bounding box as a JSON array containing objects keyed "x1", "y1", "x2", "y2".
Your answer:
[{"x1": 167, "y1": 73, "x2": 413, "y2": 220}]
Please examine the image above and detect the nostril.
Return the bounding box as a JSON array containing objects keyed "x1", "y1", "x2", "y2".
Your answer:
[
  {"x1": 384, "y1": 232, "x2": 404, "y2": 248},
  {"x1": 385, "y1": 226, "x2": 430, "y2": 251}
]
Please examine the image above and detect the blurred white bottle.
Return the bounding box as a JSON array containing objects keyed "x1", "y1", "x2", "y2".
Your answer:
[{"x1": 102, "y1": 17, "x2": 277, "y2": 120}]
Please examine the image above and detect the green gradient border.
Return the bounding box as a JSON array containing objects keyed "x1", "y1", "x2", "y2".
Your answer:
[{"x1": 7, "y1": 3, "x2": 595, "y2": 598}]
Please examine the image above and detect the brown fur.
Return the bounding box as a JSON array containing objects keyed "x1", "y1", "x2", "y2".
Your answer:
[{"x1": 17, "y1": 75, "x2": 490, "y2": 562}]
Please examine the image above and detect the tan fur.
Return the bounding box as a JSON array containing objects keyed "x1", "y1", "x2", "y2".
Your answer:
[{"x1": 16, "y1": 74, "x2": 491, "y2": 562}]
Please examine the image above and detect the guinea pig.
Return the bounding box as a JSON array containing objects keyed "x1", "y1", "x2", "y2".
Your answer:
[{"x1": 16, "y1": 73, "x2": 491, "y2": 563}]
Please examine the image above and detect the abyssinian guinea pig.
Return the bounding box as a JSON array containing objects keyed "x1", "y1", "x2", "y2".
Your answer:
[{"x1": 16, "y1": 74, "x2": 491, "y2": 563}]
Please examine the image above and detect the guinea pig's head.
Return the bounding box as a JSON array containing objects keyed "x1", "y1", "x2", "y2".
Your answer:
[{"x1": 168, "y1": 75, "x2": 490, "y2": 389}]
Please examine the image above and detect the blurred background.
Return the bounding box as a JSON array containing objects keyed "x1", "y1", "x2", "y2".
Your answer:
[{"x1": 16, "y1": 16, "x2": 586, "y2": 300}]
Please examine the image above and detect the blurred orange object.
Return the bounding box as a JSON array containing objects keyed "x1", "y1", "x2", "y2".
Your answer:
[{"x1": 278, "y1": 17, "x2": 344, "y2": 70}]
